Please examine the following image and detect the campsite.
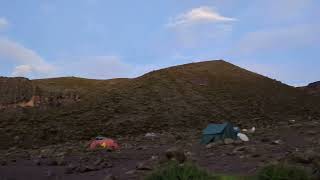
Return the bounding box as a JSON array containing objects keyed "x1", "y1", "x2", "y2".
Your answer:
[
  {"x1": 1, "y1": 118, "x2": 320, "y2": 179},
  {"x1": 1, "y1": 1, "x2": 320, "y2": 179},
  {"x1": 1, "y1": 60, "x2": 320, "y2": 179}
]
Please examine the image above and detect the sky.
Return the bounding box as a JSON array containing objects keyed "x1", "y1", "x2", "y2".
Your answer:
[{"x1": 0, "y1": 0, "x2": 319, "y2": 86}]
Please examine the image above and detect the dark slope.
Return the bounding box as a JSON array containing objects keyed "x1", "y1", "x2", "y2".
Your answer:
[
  {"x1": 301, "y1": 81, "x2": 320, "y2": 96},
  {"x1": 0, "y1": 60, "x2": 319, "y2": 149},
  {"x1": 0, "y1": 77, "x2": 34, "y2": 105}
]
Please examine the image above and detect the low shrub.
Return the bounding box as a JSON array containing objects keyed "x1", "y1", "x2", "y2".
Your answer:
[
  {"x1": 257, "y1": 164, "x2": 310, "y2": 180},
  {"x1": 145, "y1": 162, "x2": 216, "y2": 180}
]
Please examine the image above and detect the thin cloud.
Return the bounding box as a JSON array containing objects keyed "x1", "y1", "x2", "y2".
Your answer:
[
  {"x1": 0, "y1": 38, "x2": 54, "y2": 77},
  {"x1": 0, "y1": 17, "x2": 9, "y2": 29},
  {"x1": 167, "y1": 6, "x2": 236, "y2": 27},
  {"x1": 230, "y1": 24, "x2": 320, "y2": 56}
]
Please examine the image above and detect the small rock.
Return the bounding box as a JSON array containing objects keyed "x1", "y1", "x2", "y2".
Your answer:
[
  {"x1": 125, "y1": 170, "x2": 136, "y2": 175},
  {"x1": 104, "y1": 175, "x2": 117, "y2": 180},
  {"x1": 234, "y1": 139, "x2": 244, "y2": 145},
  {"x1": 226, "y1": 152, "x2": 236, "y2": 156},
  {"x1": 289, "y1": 150, "x2": 319, "y2": 164},
  {"x1": 206, "y1": 143, "x2": 216, "y2": 149},
  {"x1": 165, "y1": 147, "x2": 186, "y2": 164},
  {"x1": 93, "y1": 158, "x2": 104, "y2": 166},
  {"x1": 145, "y1": 133, "x2": 157, "y2": 138},
  {"x1": 251, "y1": 154, "x2": 261, "y2": 158},
  {"x1": 56, "y1": 157, "x2": 66, "y2": 166},
  {"x1": 260, "y1": 137, "x2": 271, "y2": 143},
  {"x1": 65, "y1": 163, "x2": 77, "y2": 174},
  {"x1": 307, "y1": 130, "x2": 317, "y2": 136},
  {"x1": 0, "y1": 160, "x2": 7, "y2": 166},
  {"x1": 136, "y1": 161, "x2": 153, "y2": 171},
  {"x1": 271, "y1": 140, "x2": 282, "y2": 145},
  {"x1": 45, "y1": 170, "x2": 55, "y2": 177},
  {"x1": 14, "y1": 136, "x2": 20, "y2": 142},
  {"x1": 289, "y1": 119, "x2": 296, "y2": 124},
  {"x1": 233, "y1": 146, "x2": 247, "y2": 153},
  {"x1": 101, "y1": 162, "x2": 113, "y2": 168},
  {"x1": 45, "y1": 159, "x2": 58, "y2": 166},
  {"x1": 78, "y1": 165, "x2": 96, "y2": 173},
  {"x1": 224, "y1": 138, "x2": 234, "y2": 145},
  {"x1": 33, "y1": 159, "x2": 41, "y2": 166}
]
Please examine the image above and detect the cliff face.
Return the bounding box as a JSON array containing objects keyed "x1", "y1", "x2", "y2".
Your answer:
[
  {"x1": 0, "y1": 77, "x2": 34, "y2": 108},
  {"x1": 0, "y1": 77, "x2": 81, "y2": 110}
]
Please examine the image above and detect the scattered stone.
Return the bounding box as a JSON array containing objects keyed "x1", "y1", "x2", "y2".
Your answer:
[
  {"x1": 260, "y1": 137, "x2": 271, "y2": 143},
  {"x1": 104, "y1": 175, "x2": 117, "y2": 180},
  {"x1": 206, "y1": 143, "x2": 216, "y2": 149},
  {"x1": 224, "y1": 138, "x2": 234, "y2": 145},
  {"x1": 307, "y1": 130, "x2": 317, "y2": 136},
  {"x1": 45, "y1": 170, "x2": 55, "y2": 177},
  {"x1": 45, "y1": 159, "x2": 58, "y2": 166},
  {"x1": 101, "y1": 161, "x2": 113, "y2": 168},
  {"x1": 271, "y1": 140, "x2": 282, "y2": 145},
  {"x1": 226, "y1": 152, "x2": 236, "y2": 156},
  {"x1": 233, "y1": 146, "x2": 247, "y2": 153},
  {"x1": 125, "y1": 170, "x2": 136, "y2": 175},
  {"x1": 251, "y1": 154, "x2": 261, "y2": 158},
  {"x1": 13, "y1": 136, "x2": 20, "y2": 142},
  {"x1": 165, "y1": 147, "x2": 186, "y2": 164},
  {"x1": 65, "y1": 163, "x2": 77, "y2": 174},
  {"x1": 289, "y1": 119, "x2": 296, "y2": 124},
  {"x1": 145, "y1": 133, "x2": 157, "y2": 138},
  {"x1": 78, "y1": 165, "x2": 96, "y2": 173},
  {"x1": 93, "y1": 158, "x2": 104, "y2": 166},
  {"x1": 33, "y1": 159, "x2": 41, "y2": 166},
  {"x1": 136, "y1": 161, "x2": 153, "y2": 171},
  {"x1": 234, "y1": 139, "x2": 244, "y2": 145},
  {"x1": 0, "y1": 160, "x2": 7, "y2": 166},
  {"x1": 289, "y1": 150, "x2": 319, "y2": 164}
]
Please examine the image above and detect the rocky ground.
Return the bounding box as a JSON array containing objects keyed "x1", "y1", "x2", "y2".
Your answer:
[{"x1": 1, "y1": 119, "x2": 320, "y2": 180}]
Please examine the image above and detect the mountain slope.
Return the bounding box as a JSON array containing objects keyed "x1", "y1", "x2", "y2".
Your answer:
[
  {"x1": 301, "y1": 81, "x2": 320, "y2": 96},
  {"x1": 0, "y1": 60, "x2": 319, "y2": 149}
]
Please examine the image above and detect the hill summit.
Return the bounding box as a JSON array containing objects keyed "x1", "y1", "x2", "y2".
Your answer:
[{"x1": 0, "y1": 60, "x2": 319, "y2": 149}]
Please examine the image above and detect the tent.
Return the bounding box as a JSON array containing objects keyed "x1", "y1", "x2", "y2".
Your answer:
[
  {"x1": 201, "y1": 122, "x2": 238, "y2": 144},
  {"x1": 89, "y1": 138, "x2": 119, "y2": 151}
]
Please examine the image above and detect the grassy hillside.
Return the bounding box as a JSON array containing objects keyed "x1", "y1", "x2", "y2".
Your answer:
[
  {"x1": 0, "y1": 60, "x2": 319, "y2": 149},
  {"x1": 0, "y1": 77, "x2": 34, "y2": 105}
]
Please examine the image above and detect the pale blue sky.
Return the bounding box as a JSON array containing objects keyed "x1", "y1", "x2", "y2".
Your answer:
[{"x1": 0, "y1": 0, "x2": 319, "y2": 86}]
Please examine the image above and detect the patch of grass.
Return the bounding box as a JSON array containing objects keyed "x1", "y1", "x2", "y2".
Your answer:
[
  {"x1": 145, "y1": 162, "x2": 312, "y2": 180},
  {"x1": 257, "y1": 164, "x2": 310, "y2": 180},
  {"x1": 145, "y1": 162, "x2": 252, "y2": 180},
  {"x1": 145, "y1": 162, "x2": 216, "y2": 180}
]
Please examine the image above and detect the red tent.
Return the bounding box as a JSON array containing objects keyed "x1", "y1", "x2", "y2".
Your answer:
[{"x1": 89, "y1": 138, "x2": 119, "y2": 150}]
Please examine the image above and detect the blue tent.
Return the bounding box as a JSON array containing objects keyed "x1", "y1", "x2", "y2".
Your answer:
[{"x1": 201, "y1": 122, "x2": 238, "y2": 144}]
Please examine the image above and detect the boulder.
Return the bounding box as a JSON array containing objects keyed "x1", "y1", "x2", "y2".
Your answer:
[
  {"x1": 136, "y1": 161, "x2": 153, "y2": 171},
  {"x1": 104, "y1": 175, "x2": 117, "y2": 180},
  {"x1": 224, "y1": 138, "x2": 234, "y2": 145},
  {"x1": 165, "y1": 147, "x2": 186, "y2": 164},
  {"x1": 205, "y1": 143, "x2": 216, "y2": 149}
]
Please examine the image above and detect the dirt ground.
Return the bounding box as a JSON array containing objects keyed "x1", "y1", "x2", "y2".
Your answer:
[{"x1": 1, "y1": 120, "x2": 320, "y2": 180}]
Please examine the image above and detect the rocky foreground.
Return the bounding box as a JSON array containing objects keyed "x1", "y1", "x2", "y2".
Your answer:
[{"x1": 1, "y1": 119, "x2": 320, "y2": 180}]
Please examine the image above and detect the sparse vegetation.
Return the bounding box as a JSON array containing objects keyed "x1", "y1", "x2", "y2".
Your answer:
[
  {"x1": 257, "y1": 164, "x2": 310, "y2": 180},
  {"x1": 145, "y1": 162, "x2": 216, "y2": 180},
  {"x1": 1, "y1": 60, "x2": 320, "y2": 149},
  {"x1": 146, "y1": 162, "x2": 312, "y2": 180}
]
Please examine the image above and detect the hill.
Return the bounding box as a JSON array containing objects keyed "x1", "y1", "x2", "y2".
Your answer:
[
  {"x1": 0, "y1": 60, "x2": 319, "y2": 149},
  {"x1": 301, "y1": 81, "x2": 320, "y2": 96}
]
